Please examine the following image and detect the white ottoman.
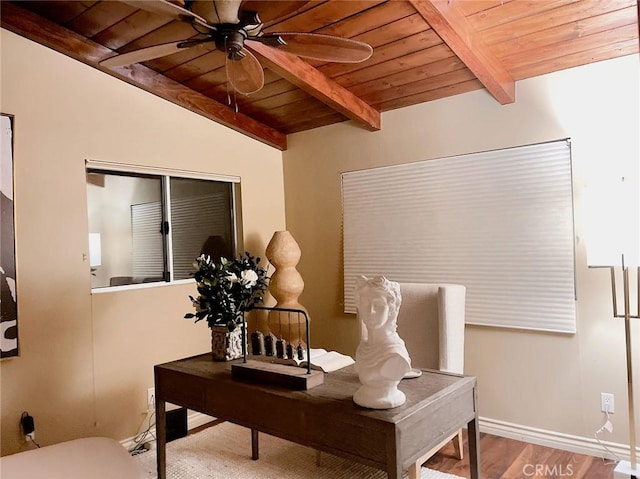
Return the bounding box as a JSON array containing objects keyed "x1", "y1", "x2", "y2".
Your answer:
[{"x1": 0, "y1": 437, "x2": 147, "y2": 479}]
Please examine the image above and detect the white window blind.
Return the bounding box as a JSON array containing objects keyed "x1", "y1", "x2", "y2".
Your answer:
[
  {"x1": 342, "y1": 140, "x2": 576, "y2": 333},
  {"x1": 131, "y1": 201, "x2": 164, "y2": 279}
]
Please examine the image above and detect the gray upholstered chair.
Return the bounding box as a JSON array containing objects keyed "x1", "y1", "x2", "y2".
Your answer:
[{"x1": 396, "y1": 283, "x2": 466, "y2": 479}]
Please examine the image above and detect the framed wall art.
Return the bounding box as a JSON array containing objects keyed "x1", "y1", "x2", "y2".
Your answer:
[{"x1": 1, "y1": 113, "x2": 18, "y2": 358}]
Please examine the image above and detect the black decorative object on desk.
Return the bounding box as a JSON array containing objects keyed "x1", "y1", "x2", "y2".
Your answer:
[
  {"x1": 264, "y1": 333, "x2": 275, "y2": 357},
  {"x1": 251, "y1": 330, "x2": 264, "y2": 356},
  {"x1": 232, "y1": 306, "x2": 321, "y2": 390},
  {"x1": 243, "y1": 307, "x2": 311, "y2": 373}
]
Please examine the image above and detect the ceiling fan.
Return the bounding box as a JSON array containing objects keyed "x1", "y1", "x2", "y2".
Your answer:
[{"x1": 100, "y1": 0, "x2": 373, "y2": 95}]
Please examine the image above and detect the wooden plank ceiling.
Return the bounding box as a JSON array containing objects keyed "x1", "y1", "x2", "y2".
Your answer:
[{"x1": 2, "y1": 0, "x2": 638, "y2": 150}]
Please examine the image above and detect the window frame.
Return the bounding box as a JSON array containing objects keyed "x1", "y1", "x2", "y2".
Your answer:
[{"x1": 86, "y1": 160, "x2": 243, "y2": 293}]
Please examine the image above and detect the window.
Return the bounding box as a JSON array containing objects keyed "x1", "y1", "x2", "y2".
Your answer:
[
  {"x1": 86, "y1": 162, "x2": 242, "y2": 289},
  {"x1": 342, "y1": 140, "x2": 576, "y2": 333}
]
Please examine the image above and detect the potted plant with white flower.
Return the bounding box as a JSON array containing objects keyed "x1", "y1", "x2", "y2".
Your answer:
[{"x1": 185, "y1": 252, "x2": 269, "y2": 360}]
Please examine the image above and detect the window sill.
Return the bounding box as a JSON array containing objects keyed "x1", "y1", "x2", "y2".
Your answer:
[{"x1": 91, "y1": 278, "x2": 194, "y2": 294}]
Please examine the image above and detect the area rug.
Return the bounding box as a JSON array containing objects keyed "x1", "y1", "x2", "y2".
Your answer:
[{"x1": 132, "y1": 421, "x2": 463, "y2": 479}]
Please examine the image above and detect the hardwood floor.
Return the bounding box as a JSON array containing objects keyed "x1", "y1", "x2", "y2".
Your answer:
[
  {"x1": 426, "y1": 430, "x2": 616, "y2": 479},
  {"x1": 191, "y1": 421, "x2": 616, "y2": 478}
]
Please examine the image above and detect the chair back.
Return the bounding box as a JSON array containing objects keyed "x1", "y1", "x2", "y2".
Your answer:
[{"x1": 396, "y1": 283, "x2": 466, "y2": 374}]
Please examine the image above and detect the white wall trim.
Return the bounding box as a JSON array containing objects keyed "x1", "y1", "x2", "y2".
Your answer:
[
  {"x1": 480, "y1": 416, "x2": 637, "y2": 461},
  {"x1": 86, "y1": 159, "x2": 241, "y2": 183}
]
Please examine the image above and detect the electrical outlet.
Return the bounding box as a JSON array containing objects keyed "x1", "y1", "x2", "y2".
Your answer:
[
  {"x1": 20, "y1": 413, "x2": 35, "y2": 438},
  {"x1": 147, "y1": 387, "x2": 155, "y2": 407},
  {"x1": 601, "y1": 392, "x2": 615, "y2": 413}
]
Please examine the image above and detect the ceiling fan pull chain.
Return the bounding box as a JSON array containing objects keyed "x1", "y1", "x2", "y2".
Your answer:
[
  {"x1": 225, "y1": 37, "x2": 232, "y2": 106},
  {"x1": 222, "y1": 35, "x2": 239, "y2": 114}
]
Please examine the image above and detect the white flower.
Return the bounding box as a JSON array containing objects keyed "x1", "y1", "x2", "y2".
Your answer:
[
  {"x1": 226, "y1": 273, "x2": 239, "y2": 283},
  {"x1": 240, "y1": 269, "x2": 258, "y2": 288}
]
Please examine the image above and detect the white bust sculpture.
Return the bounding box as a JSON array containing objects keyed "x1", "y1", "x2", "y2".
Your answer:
[{"x1": 353, "y1": 275, "x2": 411, "y2": 409}]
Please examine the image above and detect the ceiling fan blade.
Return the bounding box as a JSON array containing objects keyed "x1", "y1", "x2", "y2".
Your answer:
[
  {"x1": 121, "y1": 0, "x2": 212, "y2": 29},
  {"x1": 100, "y1": 40, "x2": 205, "y2": 68},
  {"x1": 226, "y1": 48, "x2": 265, "y2": 95},
  {"x1": 241, "y1": 1, "x2": 311, "y2": 23},
  {"x1": 255, "y1": 33, "x2": 373, "y2": 63}
]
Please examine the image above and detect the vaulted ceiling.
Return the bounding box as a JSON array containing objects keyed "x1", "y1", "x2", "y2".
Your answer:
[{"x1": 2, "y1": 0, "x2": 638, "y2": 150}]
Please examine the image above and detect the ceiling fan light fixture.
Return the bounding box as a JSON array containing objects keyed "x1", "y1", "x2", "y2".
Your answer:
[
  {"x1": 238, "y1": 10, "x2": 261, "y2": 29},
  {"x1": 218, "y1": 29, "x2": 247, "y2": 60},
  {"x1": 189, "y1": 0, "x2": 242, "y2": 24}
]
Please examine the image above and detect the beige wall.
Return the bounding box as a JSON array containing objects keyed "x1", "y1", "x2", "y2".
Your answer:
[
  {"x1": 0, "y1": 30, "x2": 285, "y2": 455},
  {"x1": 283, "y1": 55, "x2": 640, "y2": 448}
]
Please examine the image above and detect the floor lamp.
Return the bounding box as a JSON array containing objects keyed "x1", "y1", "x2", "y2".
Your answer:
[
  {"x1": 608, "y1": 259, "x2": 639, "y2": 479},
  {"x1": 586, "y1": 174, "x2": 639, "y2": 478}
]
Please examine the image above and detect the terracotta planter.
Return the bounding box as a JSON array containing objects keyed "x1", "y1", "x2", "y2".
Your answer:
[{"x1": 211, "y1": 325, "x2": 245, "y2": 361}]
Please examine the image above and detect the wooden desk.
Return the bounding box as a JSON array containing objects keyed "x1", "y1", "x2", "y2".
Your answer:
[{"x1": 155, "y1": 354, "x2": 480, "y2": 479}]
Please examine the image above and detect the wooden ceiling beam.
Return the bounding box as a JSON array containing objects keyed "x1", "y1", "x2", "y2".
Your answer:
[
  {"x1": 247, "y1": 42, "x2": 381, "y2": 131},
  {"x1": 0, "y1": 3, "x2": 287, "y2": 150},
  {"x1": 408, "y1": 0, "x2": 515, "y2": 104}
]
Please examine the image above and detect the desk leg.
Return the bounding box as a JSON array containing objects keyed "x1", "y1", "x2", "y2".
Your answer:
[
  {"x1": 387, "y1": 463, "x2": 401, "y2": 479},
  {"x1": 386, "y1": 434, "x2": 401, "y2": 479},
  {"x1": 156, "y1": 397, "x2": 167, "y2": 479},
  {"x1": 468, "y1": 414, "x2": 481, "y2": 479},
  {"x1": 251, "y1": 429, "x2": 259, "y2": 460}
]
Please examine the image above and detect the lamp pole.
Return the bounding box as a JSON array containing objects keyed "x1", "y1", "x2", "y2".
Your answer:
[
  {"x1": 622, "y1": 263, "x2": 637, "y2": 471},
  {"x1": 610, "y1": 259, "x2": 639, "y2": 479}
]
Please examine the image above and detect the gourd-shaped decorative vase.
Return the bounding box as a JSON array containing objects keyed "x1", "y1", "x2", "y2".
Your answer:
[{"x1": 265, "y1": 231, "x2": 308, "y2": 345}]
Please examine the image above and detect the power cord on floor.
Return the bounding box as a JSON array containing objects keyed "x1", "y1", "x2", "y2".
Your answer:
[
  {"x1": 129, "y1": 409, "x2": 156, "y2": 456},
  {"x1": 594, "y1": 409, "x2": 620, "y2": 465},
  {"x1": 26, "y1": 435, "x2": 41, "y2": 449}
]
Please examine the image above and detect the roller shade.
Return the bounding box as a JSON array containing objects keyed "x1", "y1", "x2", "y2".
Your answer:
[{"x1": 342, "y1": 140, "x2": 576, "y2": 333}]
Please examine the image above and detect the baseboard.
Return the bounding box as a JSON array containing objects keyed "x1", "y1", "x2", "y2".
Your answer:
[
  {"x1": 120, "y1": 410, "x2": 215, "y2": 451},
  {"x1": 480, "y1": 416, "x2": 639, "y2": 461}
]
